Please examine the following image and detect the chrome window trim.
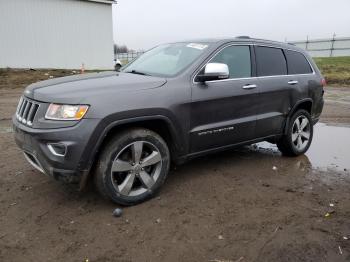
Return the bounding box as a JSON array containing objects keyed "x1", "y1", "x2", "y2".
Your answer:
[
  {"x1": 192, "y1": 43, "x2": 316, "y2": 84},
  {"x1": 192, "y1": 43, "x2": 253, "y2": 84}
]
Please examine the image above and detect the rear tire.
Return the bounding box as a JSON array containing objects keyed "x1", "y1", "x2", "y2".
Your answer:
[
  {"x1": 277, "y1": 109, "x2": 313, "y2": 156},
  {"x1": 94, "y1": 128, "x2": 170, "y2": 205}
]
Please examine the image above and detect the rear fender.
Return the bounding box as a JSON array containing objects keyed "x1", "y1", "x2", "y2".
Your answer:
[{"x1": 283, "y1": 98, "x2": 313, "y2": 135}]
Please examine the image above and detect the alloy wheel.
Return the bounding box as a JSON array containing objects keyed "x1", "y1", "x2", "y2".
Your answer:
[
  {"x1": 291, "y1": 115, "x2": 311, "y2": 151},
  {"x1": 110, "y1": 141, "x2": 162, "y2": 197}
]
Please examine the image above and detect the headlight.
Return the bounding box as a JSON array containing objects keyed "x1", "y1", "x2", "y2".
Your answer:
[{"x1": 45, "y1": 104, "x2": 89, "y2": 121}]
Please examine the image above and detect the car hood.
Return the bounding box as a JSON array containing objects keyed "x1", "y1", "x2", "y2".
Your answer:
[{"x1": 24, "y1": 71, "x2": 167, "y2": 103}]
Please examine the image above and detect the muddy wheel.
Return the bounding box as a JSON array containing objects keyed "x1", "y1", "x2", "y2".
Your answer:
[
  {"x1": 277, "y1": 109, "x2": 313, "y2": 156},
  {"x1": 94, "y1": 128, "x2": 170, "y2": 205}
]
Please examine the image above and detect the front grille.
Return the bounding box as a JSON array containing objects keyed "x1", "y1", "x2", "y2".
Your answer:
[{"x1": 16, "y1": 97, "x2": 40, "y2": 126}]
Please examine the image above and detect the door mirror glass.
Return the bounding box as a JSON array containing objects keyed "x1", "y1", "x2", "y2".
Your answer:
[{"x1": 196, "y1": 63, "x2": 229, "y2": 82}]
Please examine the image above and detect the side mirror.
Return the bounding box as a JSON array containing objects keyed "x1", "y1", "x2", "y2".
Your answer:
[{"x1": 196, "y1": 63, "x2": 229, "y2": 82}]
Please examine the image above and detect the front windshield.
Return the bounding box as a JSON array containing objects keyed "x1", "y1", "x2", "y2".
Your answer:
[{"x1": 122, "y1": 42, "x2": 210, "y2": 77}]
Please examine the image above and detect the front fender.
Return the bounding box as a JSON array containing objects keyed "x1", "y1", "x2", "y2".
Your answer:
[{"x1": 78, "y1": 113, "x2": 186, "y2": 189}]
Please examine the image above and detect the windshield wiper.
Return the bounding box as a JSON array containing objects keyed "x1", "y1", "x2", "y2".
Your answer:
[{"x1": 125, "y1": 70, "x2": 150, "y2": 76}]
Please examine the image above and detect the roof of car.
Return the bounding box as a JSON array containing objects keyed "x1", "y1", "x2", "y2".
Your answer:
[
  {"x1": 180, "y1": 36, "x2": 301, "y2": 51},
  {"x1": 82, "y1": 0, "x2": 115, "y2": 4}
]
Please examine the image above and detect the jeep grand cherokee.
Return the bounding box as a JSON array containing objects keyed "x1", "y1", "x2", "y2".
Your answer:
[{"x1": 13, "y1": 37, "x2": 324, "y2": 205}]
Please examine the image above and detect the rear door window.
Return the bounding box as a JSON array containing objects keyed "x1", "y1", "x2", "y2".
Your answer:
[
  {"x1": 255, "y1": 46, "x2": 287, "y2": 76},
  {"x1": 210, "y1": 45, "x2": 251, "y2": 79},
  {"x1": 284, "y1": 50, "x2": 313, "y2": 74}
]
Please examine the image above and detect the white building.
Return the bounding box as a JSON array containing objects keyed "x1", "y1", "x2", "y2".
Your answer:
[{"x1": 0, "y1": 0, "x2": 115, "y2": 69}]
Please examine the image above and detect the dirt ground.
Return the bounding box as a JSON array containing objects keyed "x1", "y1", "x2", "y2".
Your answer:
[{"x1": 0, "y1": 70, "x2": 350, "y2": 262}]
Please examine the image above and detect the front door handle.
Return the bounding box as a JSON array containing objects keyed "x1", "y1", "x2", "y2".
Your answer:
[
  {"x1": 288, "y1": 80, "x2": 299, "y2": 85},
  {"x1": 242, "y1": 84, "x2": 257, "y2": 89}
]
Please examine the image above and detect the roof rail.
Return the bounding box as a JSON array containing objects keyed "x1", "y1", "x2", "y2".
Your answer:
[
  {"x1": 287, "y1": 42, "x2": 296, "y2": 46},
  {"x1": 236, "y1": 36, "x2": 251, "y2": 39}
]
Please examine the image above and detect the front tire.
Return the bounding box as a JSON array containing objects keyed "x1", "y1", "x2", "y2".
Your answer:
[
  {"x1": 277, "y1": 109, "x2": 313, "y2": 156},
  {"x1": 94, "y1": 128, "x2": 170, "y2": 205}
]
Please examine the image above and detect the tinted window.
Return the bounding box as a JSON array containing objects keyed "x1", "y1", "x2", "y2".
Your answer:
[
  {"x1": 256, "y1": 46, "x2": 287, "y2": 76},
  {"x1": 284, "y1": 50, "x2": 313, "y2": 74},
  {"x1": 210, "y1": 45, "x2": 251, "y2": 79}
]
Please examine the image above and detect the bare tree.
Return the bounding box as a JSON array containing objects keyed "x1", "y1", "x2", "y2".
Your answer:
[{"x1": 114, "y1": 44, "x2": 129, "y2": 53}]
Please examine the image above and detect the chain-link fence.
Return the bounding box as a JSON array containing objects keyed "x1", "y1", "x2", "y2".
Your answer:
[
  {"x1": 116, "y1": 52, "x2": 145, "y2": 65},
  {"x1": 290, "y1": 36, "x2": 350, "y2": 57}
]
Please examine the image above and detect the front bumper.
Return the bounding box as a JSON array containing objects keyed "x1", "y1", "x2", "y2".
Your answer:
[{"x1": 13, "y1": 116, "x2": 100, "y2": 183}]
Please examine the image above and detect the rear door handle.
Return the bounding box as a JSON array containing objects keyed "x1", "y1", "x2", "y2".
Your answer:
[
  {"x1": 242, "y1": 84, "x2": 257, "y2": 89},
  {"x1": 288, "y1": 80, "x2": 298, "y2": 85}
]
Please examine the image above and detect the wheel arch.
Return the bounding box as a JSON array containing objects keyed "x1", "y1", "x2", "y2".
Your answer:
[
  {"x1": 79, "y1": 115, "x2": 184, "y2": 190},
  {"x1": 283, "y1": 99, "x2": 313, "y2": 135}
]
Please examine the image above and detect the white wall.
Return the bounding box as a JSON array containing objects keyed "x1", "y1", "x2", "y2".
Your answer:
[{"x1": 0, "y1": 0, "x2": 114, "y2": 69}]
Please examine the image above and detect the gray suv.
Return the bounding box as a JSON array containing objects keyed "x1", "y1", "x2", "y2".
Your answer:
[{"x1": 13, "y1": 37, "x2": 324, "y2": 205}]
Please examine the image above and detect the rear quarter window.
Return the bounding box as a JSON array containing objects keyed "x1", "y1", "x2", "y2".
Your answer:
[
  {"x1": 255, "y1": 46, "x2": 287, "y2": 76},
  {"x1": 284, "y1": 50, "x2": 313, "y2": 74}
]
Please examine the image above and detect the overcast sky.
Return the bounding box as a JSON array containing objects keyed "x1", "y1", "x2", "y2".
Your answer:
[{"x1": 112, "y1": 0, "x2": 350, "y2": 50}]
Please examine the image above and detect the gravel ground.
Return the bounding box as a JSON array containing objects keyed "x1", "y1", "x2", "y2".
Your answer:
[{"x1": 0, "y1": 71, "x2": 349, "y2": 262}]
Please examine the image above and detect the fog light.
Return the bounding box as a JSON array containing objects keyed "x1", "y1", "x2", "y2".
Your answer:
[{"x1": 47, "y1": 143, "x2": 67, "y2": 156}]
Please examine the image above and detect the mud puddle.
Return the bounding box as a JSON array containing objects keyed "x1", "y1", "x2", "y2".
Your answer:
[
  {"x1": 252, "y1": 123, "x2": 350, "y2": 174},
  {"x1": 306, "y1": 123, "x2": 350, "y2": 171}
]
